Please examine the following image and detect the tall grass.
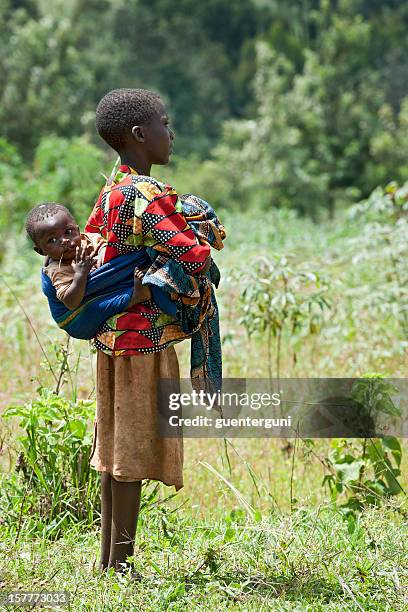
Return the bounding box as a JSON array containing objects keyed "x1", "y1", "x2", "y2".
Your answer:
[{"x1": 0, "y1": 189, "x2": 407, "y2": 607}]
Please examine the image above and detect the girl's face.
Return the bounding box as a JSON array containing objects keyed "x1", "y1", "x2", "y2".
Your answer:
[
  {"x1": 141, "y1": 100, "x2": 175, "y2": 165},
  {"x1": 34, "y1": 211, "x2": 81, "y2": 261}
]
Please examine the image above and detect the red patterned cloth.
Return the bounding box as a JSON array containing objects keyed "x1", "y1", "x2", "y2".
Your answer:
[{"x1": 85, "y1": 165, "x2": 211, "y2": 356}]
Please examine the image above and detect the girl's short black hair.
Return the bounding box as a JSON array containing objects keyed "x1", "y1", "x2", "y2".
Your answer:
[
  {"x1": 26, "y1": 203, "x2": 74, "y2": 244},
  {"x1": 95, "y1": 88, "x2": 162, "y2": 152}
]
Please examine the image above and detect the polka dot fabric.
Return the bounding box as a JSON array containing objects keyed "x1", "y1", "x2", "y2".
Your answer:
[{"x1": 84, "y1": 165, "x2": 211, "y2": 356}]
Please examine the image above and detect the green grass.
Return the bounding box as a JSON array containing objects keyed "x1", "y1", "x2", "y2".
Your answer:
[
  {"x1": 1, "y1": 501, "x2": 406, "y2": 610},
  {"x1": 1, "y1": 204, "x2": 408, "y2": 609}
]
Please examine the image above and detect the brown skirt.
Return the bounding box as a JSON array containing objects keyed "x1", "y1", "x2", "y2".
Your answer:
[{"x1": 91, "y1": 346, "x2": 183, "y2": 490}]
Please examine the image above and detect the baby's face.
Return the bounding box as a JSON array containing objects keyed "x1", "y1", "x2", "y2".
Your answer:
[{"x1": 35, "y1": 211, "x2": 81, "y2": 262}]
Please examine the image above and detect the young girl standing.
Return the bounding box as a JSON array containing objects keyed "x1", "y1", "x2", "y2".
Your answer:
[{"x1": 85, "y1": 89, "x2": 212, "y2": 571}]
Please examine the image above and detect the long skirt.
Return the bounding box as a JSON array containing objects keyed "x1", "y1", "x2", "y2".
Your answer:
[{"x1": 90, "y1": 346, "x2": 183, "y2": 490}]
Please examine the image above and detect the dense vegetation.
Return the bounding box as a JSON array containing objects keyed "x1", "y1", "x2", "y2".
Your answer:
[{"x1": 2, "y1": 0, "x2": 408, "y2": 217}]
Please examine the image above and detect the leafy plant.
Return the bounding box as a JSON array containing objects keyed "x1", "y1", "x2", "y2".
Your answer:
[
  {"x1": 1, "y1": 387, "x2": 100, "y2": 539},
  {"x1": 238, "y1": 254, "x2": 331, "y2": 378},
  {"x1": 347, "y1": 180, "x2": 408, "y2": 224},
  {"x1": 320, "y1": 377, "x2": 405, "y2": 523},
  {"x1": 347, "y1": 181, "x2": 408, "y2": 339}
]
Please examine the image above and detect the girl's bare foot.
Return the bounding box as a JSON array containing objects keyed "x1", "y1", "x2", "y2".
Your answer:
[{"x1": 128, "y1": 268, "x2": 151, "y2": 307}]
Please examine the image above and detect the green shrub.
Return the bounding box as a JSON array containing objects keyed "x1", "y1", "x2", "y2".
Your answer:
[
  {"x1": 27, "y1": 135, "x2": 107, "y2": 226},
  {"x1": 0, "y1": 135, "x2": 109, "y2": 236},
  {"x1": 1, "y1": 387, "x2": 100, "y2": 538}
]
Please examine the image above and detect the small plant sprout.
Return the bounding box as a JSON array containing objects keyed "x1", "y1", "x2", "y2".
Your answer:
[{"x1": 238, "y1": 254, "x2": 331, "y2": 378}]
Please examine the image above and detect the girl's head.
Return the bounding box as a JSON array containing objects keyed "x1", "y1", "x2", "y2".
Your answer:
[
  {"x1": 26, "y1": 203, "x2": 81, "y2": 261},
  {"x1": 95, "y1": 88, "x2": 174, "y2": 165}
]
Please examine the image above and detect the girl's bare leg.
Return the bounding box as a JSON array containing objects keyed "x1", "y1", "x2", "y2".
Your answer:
[
  {"x1": 108, "y1": 479, "x2": 142, "y2": 570},
  {"x1": 99, "y1": 472, "x2": 113, "y2": 571}
]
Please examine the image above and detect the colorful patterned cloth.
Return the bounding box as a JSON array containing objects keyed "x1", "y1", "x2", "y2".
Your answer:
[
  {"x1": 85, "y1": 166, "x2": 225, "y2": 369},
  {"x1": 144, "y1": 194, "x2": 225, "y2": 390}
]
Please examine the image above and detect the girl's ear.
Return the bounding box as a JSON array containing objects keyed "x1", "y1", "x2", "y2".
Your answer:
[
  {"x1": 131, "y1": 125, "x2": 145, "y2": 143},
  {"x1": 33, "y1": 245, "x2": 44, "y2": 256}
]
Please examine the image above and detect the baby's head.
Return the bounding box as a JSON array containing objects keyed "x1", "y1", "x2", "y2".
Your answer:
[{"x1": 26, "y1": 203, "x2": 81, "y2": 262}]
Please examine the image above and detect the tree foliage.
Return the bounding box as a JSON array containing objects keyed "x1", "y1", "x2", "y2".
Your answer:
[
  {"x1": 1, "y1": 0, "x2": 408, "y2": 215},
  {"x1": 0, "y1": 0, "x2": 261, "y2": 157},
  {"x1": 210, "y1": 2, "x2": 408, "y2": 215}
]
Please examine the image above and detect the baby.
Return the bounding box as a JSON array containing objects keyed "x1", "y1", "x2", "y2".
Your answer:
[{"x1": 26, "y1": 202, "x2": 150, "y2": 310}]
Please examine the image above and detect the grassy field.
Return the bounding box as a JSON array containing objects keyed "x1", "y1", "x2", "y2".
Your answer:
[
  {"x1": 0, "y1": 205, "x2": 407, "y2": 609},
  {"x1": 1, "y1": 502, "x2": 406, "y2": 610}
]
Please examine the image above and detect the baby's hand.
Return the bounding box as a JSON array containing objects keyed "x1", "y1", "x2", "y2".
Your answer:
[{"x1": 72, "y1": 244, "x2": 96, "y2": 275}]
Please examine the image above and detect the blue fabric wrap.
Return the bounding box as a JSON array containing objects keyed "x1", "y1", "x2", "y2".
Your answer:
[
  {"x1": 150, "y1": 285, "x2": 178, "y2": 318},
  {"x1": 41, "y1": 250, "x2": 175, "y2": 340}
]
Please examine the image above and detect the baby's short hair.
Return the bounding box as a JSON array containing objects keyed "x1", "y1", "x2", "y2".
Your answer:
[
  {"x1": 96, "y1": 88, "x2": 162, "y2": 152},
  {"x1": 26, "y1": 202, "x2": 74, "y2": 244}
]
